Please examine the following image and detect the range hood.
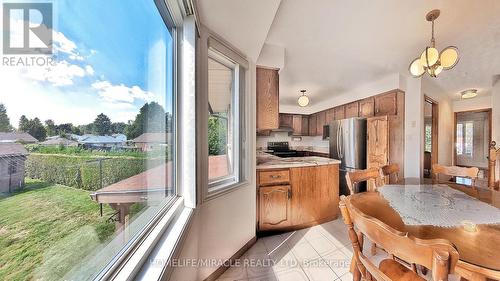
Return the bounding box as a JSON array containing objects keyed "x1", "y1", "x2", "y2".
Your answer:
[{"x1": 271, "y1": 126, "x2": 293, "y2": 133}]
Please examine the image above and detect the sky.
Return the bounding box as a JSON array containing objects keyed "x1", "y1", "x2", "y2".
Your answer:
[{"x1": 0, "y1": 0, "x2": 173, "y2": 127}]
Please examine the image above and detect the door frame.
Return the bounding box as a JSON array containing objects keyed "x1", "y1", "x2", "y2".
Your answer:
[
  {"x1": 452, "y1": 108, "x2": 492, "y2": 166},
  {"x1": 424, "y1": 96, "x2": 439, "y2": 168}
]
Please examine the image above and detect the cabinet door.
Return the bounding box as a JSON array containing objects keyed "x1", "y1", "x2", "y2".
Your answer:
[
  {"x1": 325, "y1": 108, "x2": 335, "y2": 123},
  {"x1": 316, "y1": 111, "x2": 326, "y2": 136},
  {"x1": 359, "y1": 97, "x2": 375, "y2": 117},
  {"x1": 334, "y1": 106, "x2": 345, "y2": 120},
  {"x1": 345, "y1": 102, "x2": 359, "y2": 118},
  {"x1": 291, "y1": 115, "x2": 302, "y2": 135},
  {"x1": 367, "y1": 116, "x2": 389, "y2": 189},
  {"x1": 256, "y1": 68, "x2": 279, "y2": 130},
  {"x1": 279, "y1": 113, "x2": 293, "y2": 128},
  {"x1": 375, "y1": 92, "x2": 397, "y2": 116},
  {"x1": 301, "y1": 116, "x2": 309, "y2": 135},
  {"x1": 308, "y1": 114, "x2": 317, "y2": 136},
  {"x1": 259, "y1": 185, "x2": 291, "y2": 231}
]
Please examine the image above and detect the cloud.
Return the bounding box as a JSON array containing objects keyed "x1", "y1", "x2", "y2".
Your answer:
[
  {"x1": 22, "y1": 60, "x2": 87, "y2": 86},
  {"x1": 85, "y1": 65, "x2": 95, "y2": 75},
  {"x1": 53, "y1": 31, "x2": 85, "y2": 61},
  {"x1": 92, "y1": 80, "x2": 155, "y2": 104}
]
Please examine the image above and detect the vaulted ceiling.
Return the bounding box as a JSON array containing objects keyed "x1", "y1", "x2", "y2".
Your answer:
[{"x1": 197, "y1": 0, "x2": 500, "y2": 107}]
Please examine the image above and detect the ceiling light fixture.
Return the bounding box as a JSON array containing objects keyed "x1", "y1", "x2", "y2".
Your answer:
[
  {"x1": 409, "y1": 9, "x2": 459, "y2": 78},
  {"x1": 461, "y1": 89, "x2": 478, "y2": 99},
  {"x1": 298, "y1": 90, "x2": 310, "y2": 107}
]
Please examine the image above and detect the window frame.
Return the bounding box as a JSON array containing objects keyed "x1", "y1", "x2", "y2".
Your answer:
[
  {"x1": 90, "y1": 0, "x2": 198, "y2": 280},
  {"x1": 202, "y1": 35, "x2": 248, "y2": 202}
]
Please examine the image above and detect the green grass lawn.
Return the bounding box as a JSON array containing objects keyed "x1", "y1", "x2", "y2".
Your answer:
[{"x1": 0, "y1": 179, "x2": 116, "y2": 281}]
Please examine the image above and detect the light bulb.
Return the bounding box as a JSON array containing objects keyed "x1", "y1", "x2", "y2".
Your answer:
[
  {"x1": 420, "y1": 47, "x2": 439, "y2": 68},
  {"x1": 409, "y1": 58, "x2": 425, "y2": 77},
  {"x1": 440, "y1": 46, "x2": 459, "y2": 69},
  {"x1": 298, "y1": 95, "x2": 310, "y2": 107}
]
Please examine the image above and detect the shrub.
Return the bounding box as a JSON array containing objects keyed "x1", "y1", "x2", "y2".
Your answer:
[{"x1": 25, "y1": 154, "x2": 165, "y2": 191}]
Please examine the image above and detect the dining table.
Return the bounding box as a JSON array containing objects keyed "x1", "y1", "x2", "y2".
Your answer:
[{"x1": 348, "y1": 178, "x2": 500, "y2": 281}]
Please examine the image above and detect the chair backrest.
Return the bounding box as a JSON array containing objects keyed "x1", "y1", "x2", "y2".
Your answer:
[
  {"x1": 432, "y1": 164, "x2": 479, "y2": 186},
  {"x1": 346, "y1": 167, "x2": 383, "y2": 193},
  {"x1": 339, "y1": 196, "x2": 459, "y2": 281},
  {"x1": 381, "y1": 163, "x2": 400, "y2": 184}
]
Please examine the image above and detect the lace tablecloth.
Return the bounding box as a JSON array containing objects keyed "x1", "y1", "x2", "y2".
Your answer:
[{"x1": 378, "y1": 184, "x2": 500, "y2": 227}]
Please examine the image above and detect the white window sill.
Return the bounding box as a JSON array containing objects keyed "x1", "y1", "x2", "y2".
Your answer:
[
  {"x1": 205, "y1": 180, "x2": 249, "y2": 202},
  {"x1": 109, "y1": 198, "x2": 194, "y2": 281}
]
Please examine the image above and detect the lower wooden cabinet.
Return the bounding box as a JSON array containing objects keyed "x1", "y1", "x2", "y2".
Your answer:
[
  {"x1": 257, "y1": 164, "x2": 339, "y2": 232},
  {"x1": 259, "y1": 185, "x2": 291, "y2": 231}
]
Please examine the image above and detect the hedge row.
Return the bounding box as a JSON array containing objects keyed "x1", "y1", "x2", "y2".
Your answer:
[{"x1": 25, "y1": 154, "x2": 164, "y2": 191}]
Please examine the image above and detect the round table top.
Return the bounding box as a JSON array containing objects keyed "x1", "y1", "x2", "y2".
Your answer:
[{"x1": 349, "y1": 178, "x2": 500, "y2": 272}]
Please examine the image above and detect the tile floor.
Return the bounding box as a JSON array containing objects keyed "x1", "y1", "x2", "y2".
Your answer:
[{"x1": 216, "y1": 218, "x2": 355, "y2": 281}]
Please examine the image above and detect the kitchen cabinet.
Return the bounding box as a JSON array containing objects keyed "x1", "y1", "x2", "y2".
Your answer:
[
  {"x1": 316, "y1": 111, "x2": 326, "y2": 136},
  {"x1": 279, "y1": 113, "x2": 293, "y2": 128},
  {"x1": 256, "y1": 67, "x2": 279, "y2": 131},
  {"x1": 325, "y1": 108, "x2": 335, "y2": 123},
  {"x1": 257, "y1": 164, "x2": 339, "y2": 232},
  {"x1": 374, "y1": 91, "x2": 397, "y2": 116},
  {"x1": 359, "y1": 97, "x2": 375, "y2": 117},
  {"x1": 334, "y1": 106, "x2": 345, "y2": 120},
  {"x1": 258, "y1": 185, "x2": 291, "y2": 230},
  {"x1": 301, "y1": 116, "x2": 309, "y2": 135},
  {"x1": 308, "y1": 114, "x2": 317, "y2": 136},
  {"x1": 345, "y1": 102, "x2": 359, "y2": 118}
]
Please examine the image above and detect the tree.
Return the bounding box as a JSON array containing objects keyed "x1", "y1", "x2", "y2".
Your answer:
[
  {"x1": 0, "y1": 104, "x2": 13, "y2": 132},
  {"x1": 45, "y1": 119, "x2": 57, "y2": 136},
  {"x1": 18, "y1": 116, "x2": 46, "y2": 141},
  {"x1": 92, "y1": 113, "x2": 112, "y2": 135},
  {"x1": 111, "y1": 122, "x2": 127, "y2": 134},
  {"x1": 19, "y1": 115, "x2": 29, "y2": 132},
  {"x1": 29, "y1": 118, "x2": 47, "y2": 141},
  {"x1": 208, "y1": 116, "x2": 227, "y2": 155},
  {"x1": 125, "y1": 102, "x2": 166, "y2": 139}
]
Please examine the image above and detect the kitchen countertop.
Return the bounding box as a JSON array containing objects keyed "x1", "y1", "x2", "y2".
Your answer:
[{"x1": 256, "y1": 151, "x2": 340, "y2": 170}]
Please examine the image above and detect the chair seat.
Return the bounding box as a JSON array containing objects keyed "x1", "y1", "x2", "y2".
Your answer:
[{"x1": 379, "y1": 259, "x2": 425, "y2": 281}]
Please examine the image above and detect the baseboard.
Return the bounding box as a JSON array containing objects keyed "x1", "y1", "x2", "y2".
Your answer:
[{"x1": 203, "y1": 236, "x2": 257, "y2": 281}]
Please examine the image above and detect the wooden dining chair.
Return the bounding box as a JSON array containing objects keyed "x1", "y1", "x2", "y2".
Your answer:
[
  {"x1": 346, "y1": 167, "x2": 384, "y2": 194},
  {"x1": 381, "y1": 163, "x2": 400, "y2": 184},
  {"x1": 339, "y1": 195, "x2": 459, "y2": 281},
  {"x1": 432, "y1": 164, "x2": 479, "y2": 188}
]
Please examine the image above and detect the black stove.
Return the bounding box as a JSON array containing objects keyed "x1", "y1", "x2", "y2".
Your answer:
[{"x1": 267, "y1": 142, "x2": 298, "y2": 158}]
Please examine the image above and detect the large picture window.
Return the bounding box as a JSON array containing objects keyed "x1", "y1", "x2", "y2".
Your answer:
[{"x1": 0, "y1": 0, "x2": 176, "y2": 279}]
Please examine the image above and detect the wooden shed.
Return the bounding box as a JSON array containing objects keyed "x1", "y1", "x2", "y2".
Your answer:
[{"x1": 0, "y1": 143, "x2": 28, "y2": 193}]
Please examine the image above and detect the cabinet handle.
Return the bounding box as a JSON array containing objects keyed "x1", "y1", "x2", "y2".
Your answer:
[
  {"x1": 287, "y1": 189, "x2": 292, "y2": 199},
  {"x1": 270, "y1": 175, "x2": 282, "y2": 179}
]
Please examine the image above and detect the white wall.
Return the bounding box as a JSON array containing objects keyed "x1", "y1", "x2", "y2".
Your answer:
[
  {"x1": 453, "y1": 95, "x2": 492, "y2": 112},
  {"x1": 168, "y1": 28, "x2": 257, "y2": 281},
  {"x1": 403, "y1": 77, "x2": 424, "y2": 177}
]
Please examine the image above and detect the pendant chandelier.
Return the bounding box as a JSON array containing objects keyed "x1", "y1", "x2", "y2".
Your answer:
[
  {"x1": 297, "y1": 90, "x2": 310, "y2": 107},
  {"x1": 409, "y1": 9, "x2": 459, "y2": 78}
]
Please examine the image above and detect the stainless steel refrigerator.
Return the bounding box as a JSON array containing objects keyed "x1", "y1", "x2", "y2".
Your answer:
[{"x1": 329, "y1": 117, "x2": 367, "y2": 195}]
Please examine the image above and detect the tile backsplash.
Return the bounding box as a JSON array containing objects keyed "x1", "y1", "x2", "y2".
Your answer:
[{"x1": 257, "y1": 131, "x2": 329, "y2": 151}]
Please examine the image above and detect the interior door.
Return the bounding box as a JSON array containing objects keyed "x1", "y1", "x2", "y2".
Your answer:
[{"x1": 455, "y1": 111, "x2": 490, "y2": 169}]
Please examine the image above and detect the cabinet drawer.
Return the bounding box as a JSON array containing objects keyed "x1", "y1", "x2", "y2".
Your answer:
[{"x1": 259, "y1": 170, "x2": 290, "y2": 185}]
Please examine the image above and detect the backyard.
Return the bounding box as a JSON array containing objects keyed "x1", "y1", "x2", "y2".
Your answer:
[{"x1": 0, "y1": 179, "x2": 116, "y2": 281}]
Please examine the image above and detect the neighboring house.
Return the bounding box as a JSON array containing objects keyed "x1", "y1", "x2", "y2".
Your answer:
[
  {"x1": 0, "y1": 143, "x2": 28, "y2": 193},
  {"x1": 39, "y1": 136, "x2": 78, "y2": 147},
  {"x1": 78, "y1": 134, "x2": 127, "y2": 150},
  {"x1": 132, "y1": 133, "x2": 171, "y2": 151},
  {"x1": 0, "y1": 132, "x2": 38, "y2": 143}
]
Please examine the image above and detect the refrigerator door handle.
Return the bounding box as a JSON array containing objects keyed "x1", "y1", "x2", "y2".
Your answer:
[
  {"x1": 337, "y1": 124, "x2": 342, "y2": 159},
  {"x1": 339, "y1": 123, "x2": 343, "y2": 159}
]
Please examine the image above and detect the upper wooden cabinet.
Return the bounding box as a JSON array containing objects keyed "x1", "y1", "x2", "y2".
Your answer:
[
  {"x1": 345, "y1": 102, "x2": 359, "y2": 118},
  {"x1": 374, "y1": 91, "x2": 397, "y2": 116},
  {"x1": 256, "y1": 67, "x2": 279, "y2": 130},
  {"x1": 359, "y1": 97, "x2": 375, "y2": 117},
  {"x1": 316, "y1": 111, "x2": 326, "y2": 136},
  {"x1": 334, "y1": 106, "x2": 345, "y2": 120},
  {"x1": 301, "y1": 116, "x2": 309, "y2": 136},
  {"x1": 308, "y1": 114, "x2": 317, "y2": 136},
  {"x1": 325, "y1": 108, "x2": 335, "y2": 123},
  {"x1": 279, "y1": 113, "x2": 293, "y2": 128}
]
